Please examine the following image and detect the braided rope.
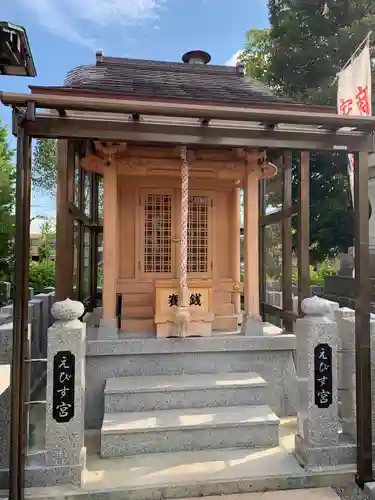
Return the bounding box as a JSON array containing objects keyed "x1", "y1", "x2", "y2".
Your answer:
[{"x1": 180, "y1": 146, "x2": 189, "y2": 303}]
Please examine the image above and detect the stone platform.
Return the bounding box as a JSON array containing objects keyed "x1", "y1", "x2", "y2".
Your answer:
[{"x1": 0, "y1": 418, "x2": 356, "y2": 500}]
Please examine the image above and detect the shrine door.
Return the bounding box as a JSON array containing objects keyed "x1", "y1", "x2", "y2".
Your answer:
[{"x1": 138, "y1": 189, "x2": 213, "y2": 280}]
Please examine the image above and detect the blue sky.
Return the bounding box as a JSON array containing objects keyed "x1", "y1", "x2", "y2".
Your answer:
[{"x1": 1, "y1": 0, "x2": 269, "y2": 231}]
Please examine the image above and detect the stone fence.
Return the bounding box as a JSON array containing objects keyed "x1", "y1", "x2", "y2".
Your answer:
[
  {"x1": 0, "y1": 286, "x2": 56, "y2": 365},
  {"x1": 0, "y1": 280, "x2": 41, "y2": 308},
  {"x1": 0, "y1": 297, "x2": 86, "y2": 488},
  {"x1": 0, "y1": 287, "x2": 56, "y2": 489},
  {"x1": 294, "y1": 295, "x2": 375, "y2": 470},
  {"x1": 264, "y1": 281, "x2": 325, "y2": 327}
]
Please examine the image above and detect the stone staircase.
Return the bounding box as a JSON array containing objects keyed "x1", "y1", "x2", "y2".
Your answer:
[{"x1": 100, "y1": 370, "x2": 280, "y2": 458}]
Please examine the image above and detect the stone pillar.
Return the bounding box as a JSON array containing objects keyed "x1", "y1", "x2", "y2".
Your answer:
[
  {"x1": 241, "y1": 163, "x2": 262, "y2": 336},
  {"x1": 0, "y1": 282, "x2": 11, "y2": 306},
  {"x1": 45, "y1": 298, "x2": 86, "y2": 485},
  {"x1": 294, "y1": 296, "x2": 339, "y2": 470},
  {"x1": 334, "y1": 307, "x2": 356, "y2": 436},
  {"x1": 335, "y1": 309, "x2": 375, "y2": 443}
]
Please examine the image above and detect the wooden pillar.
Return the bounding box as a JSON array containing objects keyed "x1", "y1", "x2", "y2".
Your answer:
[
  {"x1": 102, "y1": 164, "x2": 119, "y2": 320},
  {"x1": 231, "y1": 186, "x2": 241, "y2": 315},
  {"x1": 243, "y1": 163, "x2": 259, "y2": 315},
  {"x1": 354, "y1": 151, "x2": 372, "y2": 486},
  {"x1": 55, "y1": 139, "x2": 74, "y2": 301},
  {"x1": 297, "y1": 151, "x2": 310, "y2": 313},
  {"x1": 10, "y1": 118, "x2": 31, "y2": 500}
]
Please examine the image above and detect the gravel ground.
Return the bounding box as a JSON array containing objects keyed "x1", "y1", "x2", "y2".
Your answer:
[{"x1": 333, "y1": 482, "x2": 372, "y2": 500}]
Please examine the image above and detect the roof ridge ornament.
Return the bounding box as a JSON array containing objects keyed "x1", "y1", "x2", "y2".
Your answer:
[{"x1": 182, "y1": 50, "x2": 211, "y2": 65}]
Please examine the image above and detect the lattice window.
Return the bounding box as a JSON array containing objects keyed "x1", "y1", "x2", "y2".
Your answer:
[
  {"x1": 143, "y1": 194, "x2": 172, "y2": 273},
  {"x1": 188, "y1": 195, "x2": 209, "y2": 273}
]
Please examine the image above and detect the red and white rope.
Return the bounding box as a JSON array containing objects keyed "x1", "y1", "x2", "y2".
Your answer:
[{"x1": 180, "y1": 146, "x2": 189, "y2": 303}]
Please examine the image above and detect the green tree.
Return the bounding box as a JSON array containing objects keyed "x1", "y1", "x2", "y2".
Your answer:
[
  {"x1": 32, "y1": 139, "x2": 104, "y2": 219},
  {"x1": 33, "y1": 138, "x2": 57, "y2": 195},
  {"x1": 0, "y1": 120, "x2": 15, "y2": 280},
  {"x1": 268, "y1": 0, "x2": 375, "y2": 105},
  {"x1": 238, "y1": 28, "x2": 272, "y2": 85},
  {"x1": 241, "y1": 1, "x2": 375, "y2": 261},
  {"x1": 37, "y1": 217, "x2": 56, "y2": 261}
]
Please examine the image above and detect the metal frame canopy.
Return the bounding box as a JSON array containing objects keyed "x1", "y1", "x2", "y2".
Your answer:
[
  {"x1": 0, "y1": 22, "x2": 36, "y2": 77},
  {"x1": 1, "y1": 90, "x2": 375, "y2": 500},
  {"x1": 1, "y1": 90, "x2": 375, "y2": 151}
]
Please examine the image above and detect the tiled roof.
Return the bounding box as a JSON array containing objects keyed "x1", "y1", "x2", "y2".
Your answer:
[{"x1": 63, "y1": 55, "x2": 291, "y2": 106}]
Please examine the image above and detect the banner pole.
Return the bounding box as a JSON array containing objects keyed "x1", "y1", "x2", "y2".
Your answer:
[{"x1": 331, "y1": 31, "x2": 372, "y2": 87}]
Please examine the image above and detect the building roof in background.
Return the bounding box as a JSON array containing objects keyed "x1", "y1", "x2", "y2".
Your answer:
[
  {"x1": 0, "y1": 21, "x2": 36, "y2": 77},
  {"x1": 63, "y1": 51, "x2": 292, "y2": 107}
]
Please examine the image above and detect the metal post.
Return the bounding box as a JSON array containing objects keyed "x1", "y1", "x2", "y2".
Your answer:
[
  {"x1": 282, "y1": 151, "x2": 293, "y2": 331},
  {"x1": 354, "y1": 151, "x2": 373, "y2": 487},
  {"x1": 297, "y1": 151, "x2": 310, "y2": 313},
  {"x1": 9, "y1": 118, "x2": 32, "y2": 500},
  {"x1": 258, "y1": 180, "x2": 266, "y2": 318}
]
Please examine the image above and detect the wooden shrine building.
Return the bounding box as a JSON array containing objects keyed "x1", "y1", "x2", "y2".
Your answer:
[
  {"x1": 9, "y1": 48, "x2": 373, "y2": 338},
  {"x1": 3, "y1": 49, "x2": 375, "y2": 338},
  {"x1": 2, "y1": 48, "x2": 375, "y2": 494}
]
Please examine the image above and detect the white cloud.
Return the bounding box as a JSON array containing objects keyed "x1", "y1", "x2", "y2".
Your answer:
[
  {"x1": 226, "y1": 50, "x2": 243, "y2": 66},
  {"x1": 21, "y1": 0, "x2": 165, "y2": 48}
]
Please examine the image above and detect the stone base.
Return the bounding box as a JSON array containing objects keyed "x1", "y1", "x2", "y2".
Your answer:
[
  {"x1": 97, "y1": 318, "x2": 118, "y2": 340},
  {"x1": 156, "y1": 320, "x2": 213, "y2": 338},
  {"x1": 241, "y1": 314, "x2": 263, "y2": 336},
  {"x1": 294, "y1": 434, "x2": 356, "y2": 470},
  {"x1": 0, "y1": 462, "x2": 85, "y2": 489},
  {"x1": 341, "y1": 417, "x2": 356, "y2": 440},
  {"x1": 83, "y1": 308, "x2": 102, "y2": 328}
]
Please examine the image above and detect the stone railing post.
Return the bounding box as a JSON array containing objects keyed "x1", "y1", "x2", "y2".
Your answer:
[
  {"x1": 0, "y1": 282, "x2": 11, "y2": 306},
  {"x1": 335, "y1": 310, "x2": 375, "y2": 443},
  {"x1": 45, "y1": 298, "x2": 86, "y2": 485},
  {"x1": 294, "y1": 296, "x2": 339, "y2": 469},
  {"x1": 334, "y1": 308, "x2": 355, "y2": 425}
]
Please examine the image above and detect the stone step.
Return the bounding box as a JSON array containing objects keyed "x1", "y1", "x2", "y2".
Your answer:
[
  {"x1": 104, "y1": 372, "x2": 269, "y2": 413},
  {"x1": 100, "y1": 405, "x2": 279, "y2": 457}
]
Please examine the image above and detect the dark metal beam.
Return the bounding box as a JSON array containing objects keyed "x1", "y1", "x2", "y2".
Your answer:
[
  {"x1": 258, "y1": 180, "x2": 266, "y2": 318},
  {"x1": 262, "y1": 302, "x2": 298, "y2": 323},
  {"x1": 68, "y1": 202, "x2": 102, "y2": 229},
  {"x1": 77, "y1": 167, "x2": 85, "y2": 301},
  {"x1": 10, "y1": 117, "x2": 32, "y2": 500},
  {"x1": 2, "y1": 91, "x2": 375, "y2": 131},
  {"x1": 297, "y1": 152, "x2": 310, "y2": 314},
  {"x1": 89, "y1": 173, "x2": 99, "y2": 311},
  {"x1": 55, "y1": 140, "x2": 75, "y2": 301},
  {"x1": 354, "y1": 151, "x2": 373, "y2": 488},
  {"x1": 281, "y1": 151, "x2": 293, "y2": 332},
  {"x1": 259, "y1": 204, "x2": 299, "y2": 226},
  {"x1": 25, "y1": 115, "x2": 375, "y2": 152}
]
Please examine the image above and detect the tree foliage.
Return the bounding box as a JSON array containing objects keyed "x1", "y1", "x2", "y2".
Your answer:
[
  {"x1": 29, "y1": 260, "x2": 56, "y2": 292},
  {"x1": 33, "y1": 138, "x2": 57, "y2": 195},
  {"x1": 238, "y1": 28, "x2": 272, "y2": 84},
  {"x1": 241, "y1": 0, "x2": 375, "y2": 262},
  {"x1": 0, "y1": 120, "x2": 15, "y2": 280},
  {"x1": 37, "y1": 217, "x2": 56, "y2": 261}
]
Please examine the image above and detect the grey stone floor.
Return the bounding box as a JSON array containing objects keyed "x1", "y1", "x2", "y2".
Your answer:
[{"x1": 334, "y1": 483, "x2": 372, "y2": 500}]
